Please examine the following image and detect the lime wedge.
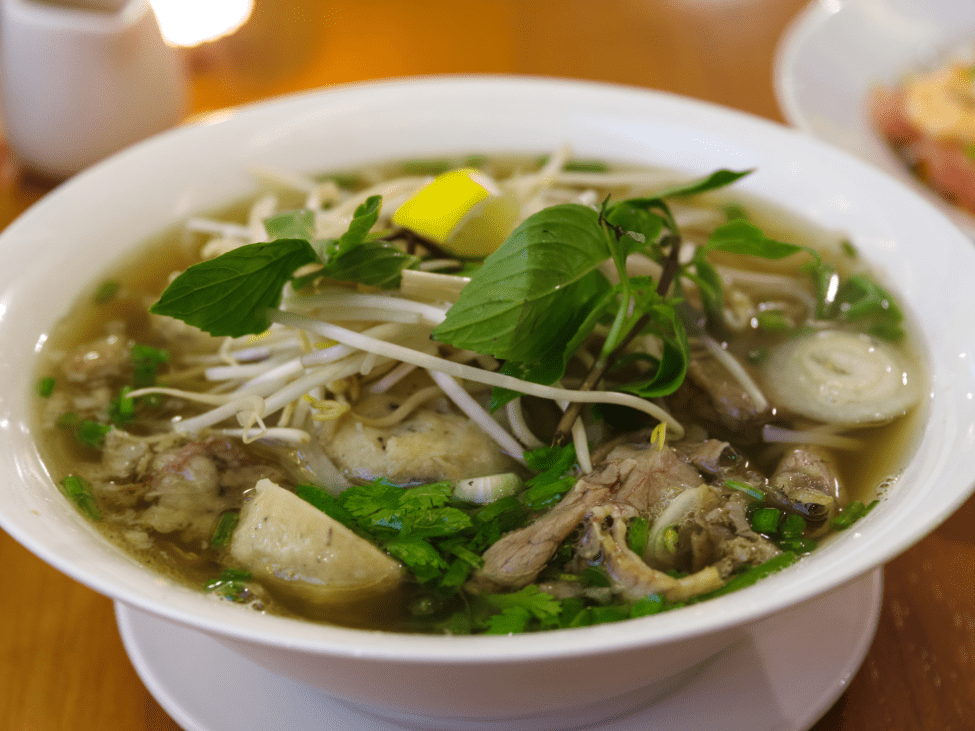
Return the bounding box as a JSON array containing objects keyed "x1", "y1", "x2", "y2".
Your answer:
[{"x1": 392, "y1": 168, "x2": 517, "y2": 258}]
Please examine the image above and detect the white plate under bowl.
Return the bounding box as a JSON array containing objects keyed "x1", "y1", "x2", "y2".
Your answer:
[
  {"x1": 2, "y1": 75, "x2": 974, "y2": 728},
  {"x1": 117, "y1": 568, "x2": 883, "y2": 731},
  {"x1": 774, "y1": 0, "x2": 975, "y2": 234}
]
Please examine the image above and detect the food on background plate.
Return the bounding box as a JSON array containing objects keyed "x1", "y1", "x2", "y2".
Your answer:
[
  {"x1": 871, "y1": 47, "x2": 975, "y2": 216},
  {"x1": 34, "y1": 149, "x2": 923, "y2": 634}
]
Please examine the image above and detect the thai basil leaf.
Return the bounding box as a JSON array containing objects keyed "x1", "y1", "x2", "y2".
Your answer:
[
  {"x1": 334, "y1": 195, "x2": 381, "y2": 255},
  {"x1": 704, "y1": 219, "x2": 808, "y2": 260},
  {"x1": 651, "y1": 168, "x2": 753, "y2": 200},
  {"x1": 684, "y1": 258, "x2": 724, "y2": 327},
  {"x1": 488, "y1": 284, "x2": 620, "y2": 410},
  {"x1": 831, "y1": 273, "x2": 905, "y2": 341},
  {"x1": 431, "y1": 203, "x2": 613, "y2": 362},
  {"x1": 614, "y1": 337, "x2": 688, "y2": 398}
]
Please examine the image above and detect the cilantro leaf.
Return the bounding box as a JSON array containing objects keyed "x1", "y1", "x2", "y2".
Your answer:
[
  {"x1": 484, "y1": 606, "x2": 533, "y2": 634},
  {"x1": 385, "y1": 537, "x2": 449, "y2": 582},
  {"x1": 483, "y1": 585, "x2": 563, "y2": 633},
  {"x1": 149, "y1": 238, "x2": 318, "y2": 337}
]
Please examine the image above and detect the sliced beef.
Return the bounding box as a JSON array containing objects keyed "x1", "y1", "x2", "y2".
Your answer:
[
  {"x1": 466, "y1": 458, "x2": 622, "y2": 593},
  {"x1": 685, "y1": 348, "x2": 769, "y2": 431},
  {"x1": 587, "y1": 504, "x2": 723, "y2": 603},
  {"x1": 468, "y1": 442, "x2": 706, "y2": 593},
  {"x1": 768, "y1": 445, "x2": 840, "y2": 527}
]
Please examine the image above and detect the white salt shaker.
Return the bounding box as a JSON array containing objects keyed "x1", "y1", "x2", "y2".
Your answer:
[{"x1": 0, "y1": 0, "x2": 186, "y2": 180}]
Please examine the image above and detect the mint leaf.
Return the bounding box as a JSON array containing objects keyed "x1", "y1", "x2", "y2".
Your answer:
[
  {"x1": 312, "y1": 195, "x2": 420, "y2": 289},
  {"x1": 149, "y1": 238, "x2": 318, "y2": 337},
  {"x1": 335, "y1": 195, "x2": 381, "y2": 254}
]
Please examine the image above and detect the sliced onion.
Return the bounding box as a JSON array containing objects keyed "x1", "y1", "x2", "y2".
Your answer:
[
  {"x1": 763, "y1": 330, "x2": 921, "y2": 426},
  {"x1": 454, "y1": 473, "x2": 523, "y2": 504}
]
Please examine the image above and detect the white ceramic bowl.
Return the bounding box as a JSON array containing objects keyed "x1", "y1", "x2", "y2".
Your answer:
[
  {"x1": 774, "y1": 0, "x2": 975, "y2": 234},
  {"x1": 1, "y1": 76, "x2": 974, "y2": 730}
]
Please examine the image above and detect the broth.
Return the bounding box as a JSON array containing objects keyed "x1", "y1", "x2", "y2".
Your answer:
[{"x1": 33, "y1": 154, "x2": 926, "y2": 633}]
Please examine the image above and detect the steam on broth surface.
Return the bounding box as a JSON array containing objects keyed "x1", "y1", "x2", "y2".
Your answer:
[{"x1": 33, "y1": 151, "x2": 925, "y2": 633}]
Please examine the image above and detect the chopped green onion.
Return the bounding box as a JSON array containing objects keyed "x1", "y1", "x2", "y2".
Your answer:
[
  {"x1": 755, "y1": 309, "x2": 790, "y2": 332},
  {"x1": 626, "y1": 516, "x2": 650, "y2": 555},
  {"x1": 56, "y1": 412, "x2": 80, "y2": 428},
  {"x1": 204, "y1": 567, "x2": 253, "y2": 602},
  {"x1": 750, "y1": 507, "x2": 782, "y2": 534},
  {"x1": 580, "y1": 566, "x2": 611, "y2": 587},
  {"x1": 402, "y1": 159, "x2": 454, "y2": 176},
  {"x1": 725, "y1": 479, "x2": 764, "y2": 502},
  {"x1": 109, "y1": 386, "x2": 136, "y2": 425},
  {"x1": 438, "y1": 558, "x2": 474, "y2": 591},
  {"x1": 779, "y1": 513, "x2": 807, "y2": 539},
  {"x1": 93, "y1": 280, "x2": 120, "y2": 304},
  {"x1": 722, "y1": 202, "x2": 749, "y2": 221},
  {"x1": 76, "y1": 420, "x2": 111, "y2": 449},
  {"x1": 322, "y1": 173, "x2": 364, "y2": 189},
  {"x1": 57, "y1": 475, "x2": 101, "y2": 521},
  {"x1": 210, "y1": 511, "x2": 240, "y2": 549},
  {"x1": 746, "y1": 347, "x2": 769, "y2": 365},
  {"x1": 36, "y1": 377, "x2": 56, "y2": 398},
  {"x1": 564, "y1": 159, "x2": 609, "y2": 173},
  {"x1": 131, "y1": 344, "x2": 169, "y2": 389},
  {"x1": 777, "y1": 537, "x2": 817, "y2": 554},
  {"x1": 629, "y1": 594, "x2": 664, "y2": 618},
  {"x1": 696, "y1": 552, "x2": 799, "y2": 600},
  {"x1": 831, "y1": 500, "x2": 868, "y2": 530}
]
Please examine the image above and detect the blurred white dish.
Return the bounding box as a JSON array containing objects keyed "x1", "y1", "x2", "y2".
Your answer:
[
  {"x1": 116, "y1": 568, "x2": 883, "y2": 731},
  {"x1": 774, "y1": 0, "x2": 975, "y2": 233},
  {"x1": 1, "y1": 75, "x2": 974, "y2": 730},
  {"x1": 0, "y1": 0, "x2": 185, "y2": 180}
]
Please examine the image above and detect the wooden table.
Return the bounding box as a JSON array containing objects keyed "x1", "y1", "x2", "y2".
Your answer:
[{"x1": 1, "y1": 1, "x2": 971, "y2": 728}]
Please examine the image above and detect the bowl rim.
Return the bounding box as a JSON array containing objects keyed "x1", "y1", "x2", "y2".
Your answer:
[{"x1": 2, "y1": 73, "x2": 974, "y2": 662}]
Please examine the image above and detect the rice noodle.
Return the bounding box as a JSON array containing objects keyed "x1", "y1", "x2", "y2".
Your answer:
[
  {"x1": 762, "y1": 424, "x2": 865, "y2": 451},
  {"x1": 427, "y1": 370, "x2": 526, "y2": 462},
  {"x1": 284, "y1": 291, "x2": 449, "y2": 326},
  {"x1": 699, "y1": 333, "x2": 769, "y2": 412},
  {"x1": 269, "y1": 309, "x2": 686, "y2": 438},
  {"x1": 350, "y1": 385, "x2": 444, "y2": 428},
  {"x1": 216, "y1": 427, "x2": 312, "y2": 445},
  {"x1": 505, "y1": 397, "x2": 546, "y2": 451}
]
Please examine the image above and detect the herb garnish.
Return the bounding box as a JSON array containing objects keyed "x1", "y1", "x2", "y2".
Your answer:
[{"x1": 148, "y1": 164, "x2": 905, "y2": 447}]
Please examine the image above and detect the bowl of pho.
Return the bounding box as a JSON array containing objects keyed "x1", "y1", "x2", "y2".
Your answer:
[{"x1": 1, "y1": 76, "x2": 973, "y2": 729}]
